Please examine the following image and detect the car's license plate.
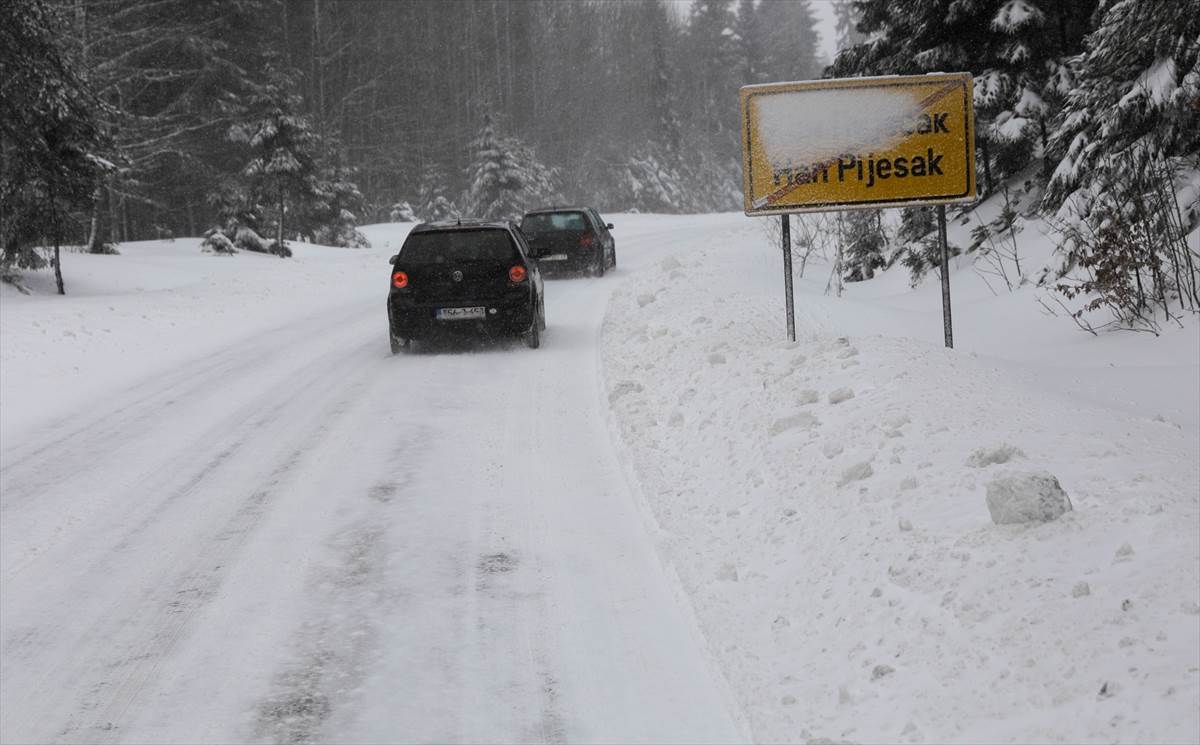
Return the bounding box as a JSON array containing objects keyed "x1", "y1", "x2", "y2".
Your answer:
[
  {"x1": 541, "y1": 253, "x2": 568, "y2": 261},
  {"x1": 436, "y1": 306, "x2": 486, "y2": 321}
]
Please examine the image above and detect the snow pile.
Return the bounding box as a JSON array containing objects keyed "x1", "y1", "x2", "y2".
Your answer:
[
  {"x1": 0, "y1": 225, "x2": 414, "y2": 442},
  {"x1": 600, "y1": 218, "x2": 1199, "y2": 743},
  {"x1": 984, "y1": 471, "x2": 1073, "y2": 525}
]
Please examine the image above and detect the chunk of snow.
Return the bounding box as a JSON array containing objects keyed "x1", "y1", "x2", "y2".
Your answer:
[
  {"x1": 769, "y1": 412, "x2": 819, "y2": 436},
  {"x1": 839, "y1": 461, "x2": 873, "y2": 486},
  {"x1": 871, "y1": 664, "x2": 894, "y2": 680},
  {"x1": 828, "y1": 387, "x2": 854, "y2": 405},
  {"x1": 984, "y1": 470, "x2": 1072, "y2": 525},
  {"x1": 966, "y1": 444, "x2": 1025, "y2": 468}
]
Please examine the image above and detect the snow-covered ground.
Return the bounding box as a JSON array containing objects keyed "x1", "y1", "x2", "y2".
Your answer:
[
  {"x1": 601, "y1": 212, "x2": 1199, "y2": 743},
  {"x1": 1, "y1": 211, "x2": 1197, "y2": 743}
]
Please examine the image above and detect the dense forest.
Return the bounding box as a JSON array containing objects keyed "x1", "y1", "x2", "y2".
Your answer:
[
  {"x1": 1, "y1": 0, "x2": 825, "y2": 257},
  {"x1": 1, "y1": 0, "x2": 1198, "y2": 325}
]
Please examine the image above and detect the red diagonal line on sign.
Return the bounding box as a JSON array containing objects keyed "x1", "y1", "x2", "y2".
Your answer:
[{"x1": 753, "y1": 80, "x2": 964, "y2": 210}]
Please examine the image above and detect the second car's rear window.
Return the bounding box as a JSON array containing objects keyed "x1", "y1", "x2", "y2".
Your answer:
[
  {"x1": 399, "y1": 229, "x2": 517, "y2": 264},
  {"x1": 521, "y1": 212, "x2": 587, "y2": 233}
]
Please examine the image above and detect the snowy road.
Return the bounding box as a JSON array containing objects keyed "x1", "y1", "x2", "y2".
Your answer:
[{"x1": 0, "y1": 223, "x2": 746, "y2": 743}]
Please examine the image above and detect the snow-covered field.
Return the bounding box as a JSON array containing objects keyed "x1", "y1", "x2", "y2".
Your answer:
[{"x1": 1, "y1": 212, "x2": 1197, "y2": 743}]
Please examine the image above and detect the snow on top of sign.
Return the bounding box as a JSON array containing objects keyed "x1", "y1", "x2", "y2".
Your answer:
[{"x1": 755, "y1": 87, "x2": 921, "y2": 167}]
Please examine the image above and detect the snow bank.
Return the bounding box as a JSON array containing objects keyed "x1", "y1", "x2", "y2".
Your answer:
[
  {"x1": 0, "y1": 225, "x2": 415, "y2": 442},
  {"x1": 600, "y1": 217, "x2": 1199, "y2": 743}
]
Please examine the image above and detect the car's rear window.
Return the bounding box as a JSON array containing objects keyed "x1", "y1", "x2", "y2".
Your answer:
[
  {"x1": 521, "y1": 212, "x2": 587, "y2": 233},
  {"x1": 399, "y1": 229, "x2": 517, "y2": 264}
]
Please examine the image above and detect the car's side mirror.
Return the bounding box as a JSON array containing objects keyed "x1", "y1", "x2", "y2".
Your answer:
[
  {"x1": 606, "y1": 223, "x2": 614, "y2": 230},
  {"x1": 388, "y1": 254, "x2": 399, "y2": 264}
]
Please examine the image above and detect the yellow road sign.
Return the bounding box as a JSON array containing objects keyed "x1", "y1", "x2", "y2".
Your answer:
[{"x1": 741, "y1": 73, "x2": 976, "y2": 215}]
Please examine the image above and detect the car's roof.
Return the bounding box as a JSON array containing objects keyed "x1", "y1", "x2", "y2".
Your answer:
[
  {"x1": 410, "y1": 219, "x2": 514, "y2": 233},
  {"x1": 520, "y1": 205, "x2": 595, "y2": 213}
]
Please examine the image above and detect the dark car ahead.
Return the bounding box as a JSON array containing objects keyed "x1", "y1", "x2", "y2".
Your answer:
[
  {"x1": 519, "y1": 207, "x2": 616, "y2": 277},
  {"x1": 387, "y1": 220, "x2": 545, "y2": 353}
]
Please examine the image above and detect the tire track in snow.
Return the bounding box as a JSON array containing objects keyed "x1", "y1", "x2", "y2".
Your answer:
[
  {"x1": 0, "y1": 301, "x2": 370, "y2": 502},
  {"x1": 57, "y1": 372, "x2": 376, "y2": 744},
  {"x1": 0, "y1": 324, "x2": 377, "y2": 583},
  {"x1": 1, "y1": 327, "x2": 382, "y2": 744},
  {"x1": 252, "y1": 427, "x2": 432, "y2": 745}
]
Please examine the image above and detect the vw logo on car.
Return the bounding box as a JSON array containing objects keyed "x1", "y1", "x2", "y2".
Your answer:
[{"x1": 452, "y1": 270, "x2": 463, "y2": 282}]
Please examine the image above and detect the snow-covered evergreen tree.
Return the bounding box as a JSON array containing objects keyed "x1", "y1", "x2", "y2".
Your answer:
[
  {"x1": 841, "y1": 209, "x2": 888, "y2": 282},
  {"x1": 228, "y1": 91, "x2": 320, "y2": 256},
  {"x1": 975, "y1": 0, "x2": 1097, "y2": 182},
  {"x1": 603, "y1": 146, "x2": 687, "y2": 214},
  {"x1": 832, "y1": 0, "x2": 865, "y2": 53},
  {"x1": 389, "y1": 202, "x2": 416, "y2": 222},
  {"x1": 416, "y1": 162, "x2": 460, "y2": 222},
  {"x1": 464, "y1": 115, "x2": 561, "y2": 221},
  {"x1": 0, "y1": 0, "x2": 106, "y2": 293},
  {"x1": 1043, "y1": 0, "x2": 1200, "y2": 326},
  {"x1": 755, "y1": 0, "x2": 821, "y2": 83},
  {"x1": 685, "y1": 0, "x2": 740, "y2": 138},
  {"x1": 733, "y1": 0, "x2": 766, "y2": 85},
  {"x1": 307, "y1": 165, "x2": 370, "y2": 247}
]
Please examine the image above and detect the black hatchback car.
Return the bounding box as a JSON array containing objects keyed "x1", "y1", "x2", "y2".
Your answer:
[
  {"x1": 387, "y1": 221, "x2": 545, "y2": 352},
  {"x1": 519, "y1": 207, "x2": 616, "y2": 277}
]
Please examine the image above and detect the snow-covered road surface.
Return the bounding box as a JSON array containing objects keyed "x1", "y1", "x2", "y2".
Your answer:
[
  {"x1": 0, "y1": 223, "x2": 746, "y2": 743},
  {"x1": 3, "y1": 211, "x2": 1197, "y2": 744}
]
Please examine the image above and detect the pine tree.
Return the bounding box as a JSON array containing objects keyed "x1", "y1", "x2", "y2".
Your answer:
[
  {"x1": 642, "y1": 0, "x2": 683, "y2": 157},
  {"x1": 1043, "y1": 0, "x2": 1200, "y2": 325},
  {"x1": 685, "y1": 0, "x2": 740, "y2": 138},
  {"x1": 464, "y1": 115, "x2": 561, "y2": 221},
  {"x1": 1, "y1": 0, "x2": 107, "y2": 293},
  {"x1": 832, "y1": 0, "x2": 865, "y2": 53},
  {"x1": 76, "y1": 0, "x2": 278, "y2": 244},
  {"x1": 756, "y1": 0, "x2": 822, "y2": 82},
  {"x1": 309, "y1": 165, "x2": 370, "y2": 248},
  {"x1": 228, "y1": 90, "x2": 320, "y2": 256},
  {"x1": 464, "y1": 115, "x2": 523, "y2": 221},
  {"x1": 975, "y1": 0, "x2": 1097, "y2": 182},
  {"x1": 842, "y1": 209, "x2": 888, "y2": 282},
  {"x1": 733, "y1": 0, "x2": 766, "y2": 85},
  {"x1": 417, "y1": 163, "x2": 460, "y2": 222}
]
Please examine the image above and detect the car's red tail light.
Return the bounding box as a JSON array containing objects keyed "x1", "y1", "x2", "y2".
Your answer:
[
  {"x1": 509, "y1": 265, "x2": 528, "y2": 282},
  {"x1": 392, "y1": 271, "x2": 409, "y2": 289},
  {"x1": 579, "y1": 232, "x2": 594, "y2": 248}
]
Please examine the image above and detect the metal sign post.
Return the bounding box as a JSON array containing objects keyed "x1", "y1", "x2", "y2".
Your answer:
[
  {"x1": 937, "y1": 205, "x2": 953, "y2": 348},
  {"x1": 739, "y1": 72, "x2": 977, "y2": 342},
  {"x1": 781, "y1": 214, "x2": 796, "y2": 341}
]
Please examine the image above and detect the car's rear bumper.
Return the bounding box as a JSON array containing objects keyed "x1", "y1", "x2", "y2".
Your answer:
[
  {"x1": 388, "y1": 294, "x2": 535, "y2": 340},
  {"x1": 535, "y1": 251, "x2": 598, "y2": 274}
]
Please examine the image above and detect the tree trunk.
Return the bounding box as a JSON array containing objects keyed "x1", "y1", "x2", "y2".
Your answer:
[
  {"x1": 53, "y1": 243, "x2": 64, "y2": 295},
  {"x1": 979, "y1": 136, "x2": 995, "y2": 197},
  {"x1": 1038, "y1": 118, "x2": 1052, "y2": 182},
  {"x1": 51, "y1": 193, "x2": 65, "y2": 295},
  {"x1": 107, "y1": 185, "x2": 120, "y2": 243},
  {"x1": 86, "y1": 187, "x2": 102, "y2": 252},
  {"x1": 278, "y1": 186, "x2": 285, "y2": 250},
  {"x1": 120, "y1": 193, "x2": 131, "y2": 242}
]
